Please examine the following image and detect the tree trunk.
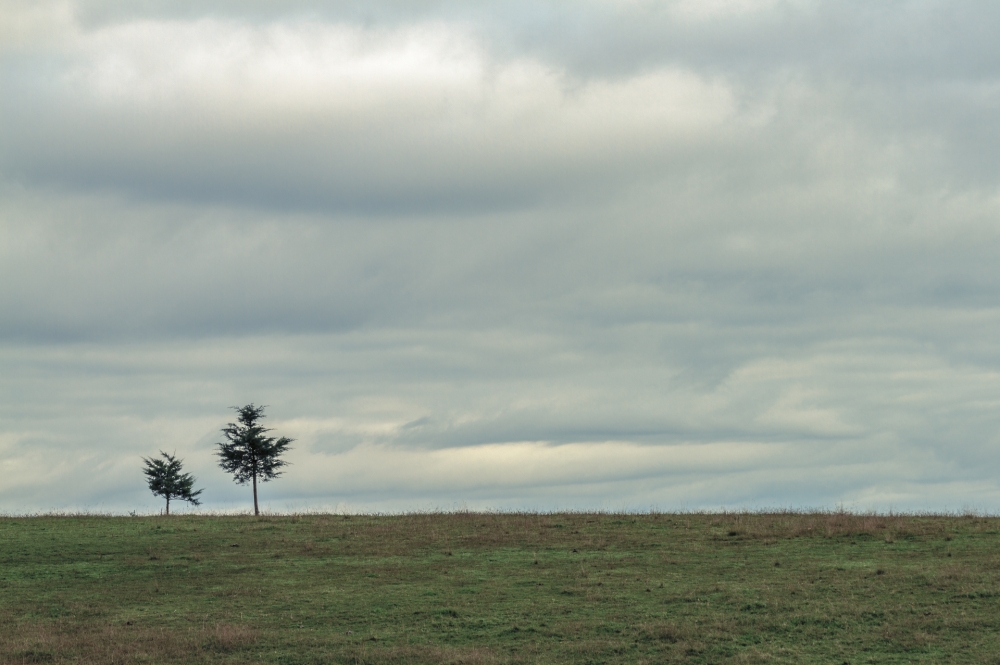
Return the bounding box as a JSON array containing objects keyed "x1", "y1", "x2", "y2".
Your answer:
[
  {"x1": 252, "y1": 473, "x2": 259, "y2": 516},
  {"x1": 165, "y1": 495, "x2": 170, "y2": 516}
]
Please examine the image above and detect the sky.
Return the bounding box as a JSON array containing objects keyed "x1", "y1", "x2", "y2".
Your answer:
[{"x1": 2, "y1": 0, "x2": 1000, "y2": 514}]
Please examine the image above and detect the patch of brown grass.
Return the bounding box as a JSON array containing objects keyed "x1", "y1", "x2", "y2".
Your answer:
[
  {"x1": 636, "y1": 620, "x2": 689, "y2": 643},
  {"x1": 344, "y1": 644, "x2": 514, "y2": 665},
  {"x1": 201, "y1": 622, "x2": 257, "y2": 653},
  {"x1": 709, "y1": 511, "x2": 991, "y2": 541},
  {"x1": 1, "y1": 620, "x2": 258, "y2": 664}
]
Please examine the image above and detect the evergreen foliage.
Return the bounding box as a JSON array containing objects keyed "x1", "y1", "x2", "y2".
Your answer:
[
  {"x1": 141, "y1": 451, "x2": 203, "y2": 515},
  {"x1": 216, "y1": 404, "x2": 293, "y2": 515}
]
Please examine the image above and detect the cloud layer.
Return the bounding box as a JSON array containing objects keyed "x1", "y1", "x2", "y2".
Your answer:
[{"x1": 2, "y1": 0, "x2": 1000, "y2": 513}]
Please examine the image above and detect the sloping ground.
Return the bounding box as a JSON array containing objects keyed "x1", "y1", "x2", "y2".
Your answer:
[{"x1": 1, "y1": 512, "x2": 998, "y2": 664}]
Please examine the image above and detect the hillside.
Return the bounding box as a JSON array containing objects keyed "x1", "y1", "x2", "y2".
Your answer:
[{"x1": 2, "y1": 512, "x2": 999, "y2": 664}]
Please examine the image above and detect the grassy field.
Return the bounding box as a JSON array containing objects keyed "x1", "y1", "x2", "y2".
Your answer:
[{"x1": 2, "y1": 512, "x2": 1000, "y2": 664}]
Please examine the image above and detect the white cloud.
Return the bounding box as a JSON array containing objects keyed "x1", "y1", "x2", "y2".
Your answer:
[
  {"x1": 3, "y1": 14, "x2": 741, "y2": 212},
  {"x1": 668, "y1": 0, "x2": 791, "y2": 22},
  {"x1": 2, "y1": 1, "x2": 1000, "y2": 513}
]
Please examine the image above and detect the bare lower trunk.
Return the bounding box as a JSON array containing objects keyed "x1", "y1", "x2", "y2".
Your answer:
[
  {"x1": 165, "y1": 496, "x2": 170, "y2": 516},
  {"x1": 253, "y1": 474, "x2": 259, "y2": 516}
]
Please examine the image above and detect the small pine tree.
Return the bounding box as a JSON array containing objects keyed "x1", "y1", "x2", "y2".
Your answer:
[
  {"x1": 142, "y1": 451, "x2": 203, "y2": 515},
  {"x1": 216, "y1": 404, "x2": 293, "y2": 516}
]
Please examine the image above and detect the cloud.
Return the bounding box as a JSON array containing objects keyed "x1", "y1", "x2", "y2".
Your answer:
[
  {"x1": 2, "y1": 14, "x2": 739, "y2": 213},
  {"x1": 2, "y1": 0, "x2": 1000, "y2": 513}
]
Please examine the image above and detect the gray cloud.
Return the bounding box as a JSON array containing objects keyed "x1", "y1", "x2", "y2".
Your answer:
[{"x1": 2, "y1": 0, "x2": 1000, "y2": 513}]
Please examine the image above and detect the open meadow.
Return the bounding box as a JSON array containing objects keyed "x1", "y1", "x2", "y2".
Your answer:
[{"x1": 2, "y1": 512, "x2": 1000, "y2": 664}]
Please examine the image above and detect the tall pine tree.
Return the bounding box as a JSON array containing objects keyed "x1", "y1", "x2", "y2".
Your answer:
[{"x1": 216, "y1": 404, "x2": 293, "y2": 516}]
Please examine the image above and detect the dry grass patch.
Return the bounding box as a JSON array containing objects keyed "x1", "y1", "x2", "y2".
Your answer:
[
  {"x1": 710, "y1": 510, "x2": 999, "y2": 541},
  {"x1": 344, "y1": 645, "x2": 514, "y2": 665},
  {"x1": 1, "y1": 620, "x2": 258, "y2": 664}
]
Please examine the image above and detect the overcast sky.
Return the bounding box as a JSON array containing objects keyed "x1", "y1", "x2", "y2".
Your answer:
[{"x1": 2, "y1": 0, "x2": 1000, "y2": 514}]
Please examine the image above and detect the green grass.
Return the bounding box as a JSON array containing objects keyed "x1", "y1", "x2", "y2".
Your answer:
[{"x1": 2, "y1": 512, "x2": 1000, "y2": 664}]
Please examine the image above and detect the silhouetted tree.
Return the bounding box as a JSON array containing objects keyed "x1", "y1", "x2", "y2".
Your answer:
[
  {"x1": 142, "y1": 451, "x2": 203, "y2": 515},
  {"x1": 216, "y1": 404, "x2": 293, "y2": 516}
]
